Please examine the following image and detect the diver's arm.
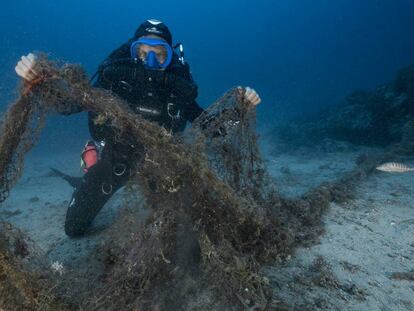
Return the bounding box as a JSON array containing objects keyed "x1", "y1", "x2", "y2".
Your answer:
[
  {"x1": 193, "y1": 86, "x2": 261, "y2": 137},
  {"x1": 167, "y1": 71, "x2": 201, "y2": 123},
  {"x1": 185, "y1": 86, "x2": 261, "y2": 123},
  {"x1": 184, "y1": 100, "x2": 205, "y2": 123},
  {"x1": 15, "y1": 53, "x2": 84, "y2": 115}
]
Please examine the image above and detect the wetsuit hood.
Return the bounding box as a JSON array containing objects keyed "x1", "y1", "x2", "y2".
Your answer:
[{"x1": 134, "y1": 19, "x2": 173, "y2": 46}]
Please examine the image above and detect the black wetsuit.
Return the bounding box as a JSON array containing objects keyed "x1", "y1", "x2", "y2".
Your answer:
[{"x1": 64, "y1": 42, "x2": 204, "y2": 237}]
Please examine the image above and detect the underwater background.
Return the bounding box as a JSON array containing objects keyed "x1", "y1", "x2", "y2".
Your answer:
[
  {"x1": 0, "y1": 0, "x2": 414, "y2": 154},
  {"x1": 1, "y1": 1, "x2": 414, "y2": 310}
]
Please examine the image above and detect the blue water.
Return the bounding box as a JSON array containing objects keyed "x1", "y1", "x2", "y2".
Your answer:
[{"x1": 0, "y1": 0, "x2": 413, "y2": 153}]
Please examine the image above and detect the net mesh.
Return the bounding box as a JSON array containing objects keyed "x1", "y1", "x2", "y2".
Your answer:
[{"x1": 0, "y1": 56, "x2": 396, "y2": 310}]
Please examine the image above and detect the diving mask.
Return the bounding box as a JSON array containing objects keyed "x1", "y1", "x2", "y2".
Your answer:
[{"x1": 130, "y1": 37, "x2": 173, "y2": 70}]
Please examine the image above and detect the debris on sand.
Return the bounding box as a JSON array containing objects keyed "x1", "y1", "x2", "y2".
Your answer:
[{"x1": 389, "y1": 271, "x2": 414, "y2": 282}]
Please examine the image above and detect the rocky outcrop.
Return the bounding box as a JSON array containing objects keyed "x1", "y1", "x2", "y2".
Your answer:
[{"x1": 274, "y1": 65, "x2": 414, "y2": 152}]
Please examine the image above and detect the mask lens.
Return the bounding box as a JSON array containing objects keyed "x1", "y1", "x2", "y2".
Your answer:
[
  {"x1": 130, "y1": 38, "x2": 173, "y2": 69},
  {"x1": 137, "y1": 43, "x2": 168, "y2": 65}
]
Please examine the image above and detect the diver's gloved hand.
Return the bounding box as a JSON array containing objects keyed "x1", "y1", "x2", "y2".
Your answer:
[
  {"x1": 15, "y1": 53, "x2": 39, "y2": 82},
  {"x1": 239, "y1": 86, "x2": 261, "y2": 106}
]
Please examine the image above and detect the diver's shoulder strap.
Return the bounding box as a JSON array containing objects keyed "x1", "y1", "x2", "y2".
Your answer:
[
  {"x1": 90, "y1": 57, "x2": 136, "y2": 84},
  {"x1": 90, "y1": 40, "x2": 135, "y2": 84}
]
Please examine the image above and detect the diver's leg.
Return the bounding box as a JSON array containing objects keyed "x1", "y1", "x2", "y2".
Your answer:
[{"x1": 64, "y1": 160, "x2": 130, "y2": 237}]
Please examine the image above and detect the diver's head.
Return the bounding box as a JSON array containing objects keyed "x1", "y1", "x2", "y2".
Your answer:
[{"x1": 130, "y1": 19, "x2": 173, "y2": 70}]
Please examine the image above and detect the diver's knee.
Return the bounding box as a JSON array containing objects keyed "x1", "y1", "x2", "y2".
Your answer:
[{"x1": 64, "y1": 222, "x2": 86, "y2": 238}]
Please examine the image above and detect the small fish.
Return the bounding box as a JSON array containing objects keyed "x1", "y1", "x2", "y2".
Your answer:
[{"x1": 376, "y1": 162, "x2": 414, "y2": 173}]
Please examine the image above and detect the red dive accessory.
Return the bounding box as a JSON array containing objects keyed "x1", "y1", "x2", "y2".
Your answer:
[
  {"x1": 81, "y1": 141, "x2": 99, "y2": 173},
  {"x1": 22, "y1": 76, "x2": 45, "y2": 97}
]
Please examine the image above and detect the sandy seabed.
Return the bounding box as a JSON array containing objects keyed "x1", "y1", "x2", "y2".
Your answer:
[{"x1": 1, "y1": 142, "x2": 413, "y2": 310}]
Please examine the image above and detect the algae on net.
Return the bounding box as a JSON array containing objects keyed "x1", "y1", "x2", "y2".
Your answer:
[{"x1": 0, "y1": 56, "x2": 395, "y2": 310}]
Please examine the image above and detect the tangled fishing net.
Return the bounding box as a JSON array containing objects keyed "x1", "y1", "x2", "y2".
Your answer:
[{"x1": 0, "y1": 55, "x2": 397, "y2": 310}]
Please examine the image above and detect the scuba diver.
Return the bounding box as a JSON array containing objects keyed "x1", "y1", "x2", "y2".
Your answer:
[{"x1": 15, "y1": 19, "x2": 261, "y2": 238}]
